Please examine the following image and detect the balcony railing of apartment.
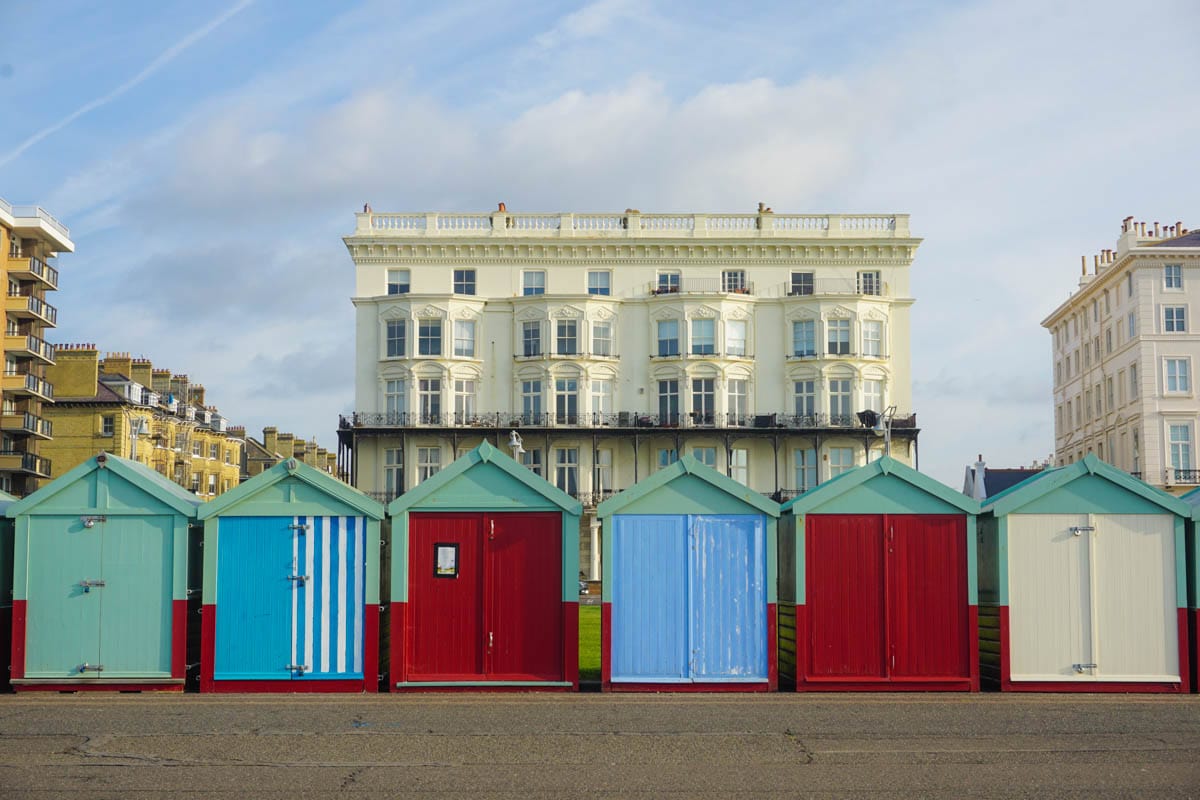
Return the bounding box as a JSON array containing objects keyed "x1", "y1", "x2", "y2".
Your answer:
[
  {"x1": 650, "y1": 350, "x2": 754, "y2": 360},
  {"x1": 0, "y1": 450, "x2": 51, "y2": 477},
  {"x1": 646, "y1": 278, "x2": 756, "y2": 296},
  {"x1": 362, "y1": 212, "x2": 908, "y2": 239},
  {"x1": 1169, "y1": 469, "x2": 1200, "y2": 484},
  {"x1": 3, "y1": 334, "x2": 55, "y2": 363},
  {"x1": 341, "y1": 411, "x2": 917, "y2": 432},
  {"x1": 2, "y1": 372, "x2": 54, "y2": 400},
  {"x1": 6, "y1": 255, "x2": 59, "y2": 289},
  {"x1": 0, "y1": 412, "x2": 52, "y2": 438},
  {"x1": 6, "y1": 293, "x2": 57, "y2": 325},
  {"x1": 775, "y1": 277, "x2": 888, "y2": 298},
  {"x1": 9, "y1": 205, "x2": 71, "y2": 238}
]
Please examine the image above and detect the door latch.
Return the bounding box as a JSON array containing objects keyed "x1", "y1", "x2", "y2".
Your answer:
[
  {"x1": 1069, "y1": 526, "x2": 1095, "y2": 537},
  {"x1": 79, "y1": 579, "x2": 106, "y2": 593},
  {"x1": 288, "y1": 523, "x2": 310, "y2": 533},
  {"x1": 78, "y1": 663, "x2": 104, "y2": 673},
  {"x1": 489, "y1": 519, "x2": 495, "y2": 540},
  {"x1": 488, "y1": 631, "x2": 494, "y2": 649},
  {"x1": 287, "y1": 575, "x2": 310, "y2": 584},
  {"x1": 1072, "y1": 662, "x2": 1098, "y2": 673},
  {"x1": 287, "y1": 664, "x2": 309, "y2": 674}
]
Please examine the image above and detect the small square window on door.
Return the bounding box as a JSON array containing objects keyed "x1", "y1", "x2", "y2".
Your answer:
[{"x1": 434, "y1": 543, "x2": 459, "y2": 578}]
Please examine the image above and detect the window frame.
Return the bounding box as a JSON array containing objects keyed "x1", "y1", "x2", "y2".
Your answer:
[
  {"x1": 452, "y1": 269, "x2": 476, "y2": 295},
  {"x1": 417, "y1": 319, "x2": 442, "y2": 356},
  {"x1": 587, "y1": 270, "x2": 611, "y2": 296},
  {"x1": 453, "y1": 320, "x2": 476, "y2": 357},
  {"x1": 385, "y1": 319, "x2": 406, "y2": 358},
  {"x1": 387, "y1": 269, "x2": 410, "y2": 295},
  {"x1": 522, "y1": 270, "x2": 546, "y2": 296}
]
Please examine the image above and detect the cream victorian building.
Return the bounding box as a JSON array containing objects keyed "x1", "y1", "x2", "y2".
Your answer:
[
  {"x1": 1044, "y1": 217, "x2": 1200, "y2": 494},
  {"x1": 339, "y1": 206, "x2": 922, "y2": 575}
]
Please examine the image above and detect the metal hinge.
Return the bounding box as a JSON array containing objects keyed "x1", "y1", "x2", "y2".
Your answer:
[
  {"x1": 78, "y1": 663, "x2": 104, "y2": 673},
  {"x1": 488, "y1": 631, "x2": 494, "y2": 649},
  {"x1": 289, "y1": 523, "x2": 310, "y2": 533},
  {"x1": 489, "y1": 519, "x2": 495, "y2": 540},
  {"x1": 1070, "y1": 526, "x2": 1095, "y2": 536},
  {"x1": 1072, "y1": 662, "x2": 1098, "y2": 672},
  {"x1": 287, "y1": 664, "x2": 310, "y2": 675},
  {"x1": 79, "y1": 579, "x2": 106, "y2": 592},
  {"x1": 287, "y1": 575, "x2": 310, "y2": 584}
]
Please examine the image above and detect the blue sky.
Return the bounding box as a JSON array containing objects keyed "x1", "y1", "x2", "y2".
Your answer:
[{"x1": 1, "y1": 0, "x2": 1198, "y2": 485}]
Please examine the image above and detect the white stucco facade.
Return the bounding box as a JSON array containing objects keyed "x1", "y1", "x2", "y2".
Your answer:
[
  {"x1": 339, "y1": 208, "x2": 922, "y2": 575},
  {"x1": 1043, "y1": 217, "x2": 1200, "y2": 494}
]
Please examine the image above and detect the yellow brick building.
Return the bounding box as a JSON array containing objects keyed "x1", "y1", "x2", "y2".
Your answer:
[
  {"x1": 1, "y1": 199, "x2": 72, "y2": 496},
  {"x1": 237, "y1": 425, "x2": 337, "y2": 480},
  {"x1": 41, "y1": 346, "x2": 243, "y2": 497}
]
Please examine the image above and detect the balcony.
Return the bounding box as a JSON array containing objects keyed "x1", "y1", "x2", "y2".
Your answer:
[
  {"x1": 340, "y1": 410, "x2": 918, "y2": 434},
  {"x1": 0, "y1": 450, "x2": 51, "y2": 477},
  {"x1": 1169, "y1": 469, "x2": 1200, "y2": 485},
  {"x1": 780, "y1": 277, "x2": 888, "y2": 298},
  {"x1": 0, "y1": 412, "x2": 52, "y2": 439},
  {"x1": 5, "y1": 255, "x2": 58, "y2": 290},
  {"x1": 2, "y1": 372, "x2": 53, "y2": 400},
  {"x1": 647, "y1": 278, "x2": 755, "y2": 296},
  {"x1": 3, "y1": 334, "x2": 55, "y2": 364},
  {"x1": 5, "y1": 293, "x2": 57, "y2": 326}
]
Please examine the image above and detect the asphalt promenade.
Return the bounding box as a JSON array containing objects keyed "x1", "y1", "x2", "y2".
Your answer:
[{"x1": 1, "y1": 692, "x2": 1198, "y2": 798}]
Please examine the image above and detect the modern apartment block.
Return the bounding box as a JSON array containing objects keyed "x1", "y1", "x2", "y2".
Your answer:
[
  {"x1": 339, "y1": 206, "x2": 922, "y2": 575},
  {"x1": 0, "y1": 198, "x2": 72, "y2": 496},
  {"x1": 42, "y1": 347, "x2": 243, "y2": 498},
  {"x1": 1043, "y1": 217, "x2": 1200, "y2": 493}
]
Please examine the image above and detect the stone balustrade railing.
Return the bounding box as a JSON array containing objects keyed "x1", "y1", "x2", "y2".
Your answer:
[{"x1": 357, "y1": 211, "x2": 909, "y2": 238}]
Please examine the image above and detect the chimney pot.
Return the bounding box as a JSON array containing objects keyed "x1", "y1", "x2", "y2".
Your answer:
[{"x1": 1155, "y1": 222, "x2": 1161, "y2": 237}]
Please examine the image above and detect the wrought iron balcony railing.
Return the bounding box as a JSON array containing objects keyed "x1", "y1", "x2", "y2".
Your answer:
[{"x1": 341, "y1": 410, "x2": 917, "y2": 432}]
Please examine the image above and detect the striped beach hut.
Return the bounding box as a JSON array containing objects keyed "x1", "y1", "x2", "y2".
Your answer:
[
  {"x1": 7, "y1": 453, "x2": 200, "y2": 691},
  {"x1": 597, "y1": 456, "x2": 781, "y2": 691},
  {"x1": 198, "y1": 458, "x2": 384, "y2": 692},
  {"x1": 780, "y1": 457, "x2": 980, "y2": 692},
  {"x1": 980, "y1": 455, "x2": 1189, "y2": 692},
  {"x1": 388, "y1": 441, "x2": 581, "y2": 690}
]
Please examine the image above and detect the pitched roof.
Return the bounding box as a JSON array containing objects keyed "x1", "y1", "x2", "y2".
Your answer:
[
  {"x1": 597, "y1": 455, "x2": 780, "y2": 518},
  {"x1": 784, "y1": 455, "x2": 980, "y2": 515},
  {"x1": 1149, "y1": 231, "x2": 1200, "y2": 248},
  {"x1": 389, "y1": 440, "x2": 582, "y2": 515},
  {"x1": 199, "y1": 456, "x2": 384, "y2": 520},
  {"x1": 52, "y1": 380, "x2": 125, "y2": 404},
  {"x1": 7, "y1": 452, "x2": 203, "y2": 517},
  {"x1": 982, "y1": 453, "x2": 1190, "y2": 517},
  {"x1": 980, "y1": 468, "x2": 1043, "y2": 497}
]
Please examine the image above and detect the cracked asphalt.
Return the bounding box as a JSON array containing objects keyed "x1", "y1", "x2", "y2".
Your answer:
[{"x1": 1, "y1": 692, "x2": 1198, "y2": 798}]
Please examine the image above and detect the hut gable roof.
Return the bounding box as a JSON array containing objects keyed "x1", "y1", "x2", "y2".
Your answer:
[
  {"x1": 388, "y1": 440, "x2": 582, "y2": 515},
  {"x1": 199, "y1": 457, "x2": 384, "y2": 520},
  {"x1": 597, "y1": 455, "x2": 780, "y2": 518},
  {"x1": 983, "y1": 453, "x2": 1190, "y2": 517},
  {"x1": 783, "y1": 456, "x2": 980, "y2": 516},
  {"x1": 7, "y1": 453, "x2": 203, "y2": 517}
]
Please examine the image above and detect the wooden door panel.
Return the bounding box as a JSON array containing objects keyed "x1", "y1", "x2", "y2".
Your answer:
[
  {"x1": 486, "y1": 513, "x2": 562, "y2": 680},
  {"x1": 889, "y1": 515, "x2": 968, "y2": 679},
  {"x1": 806, "y1": 516, "x2": 886, "y2": 678},
  {"x1": 408, "y1": 513, "x2": 483, "y2": 679}
]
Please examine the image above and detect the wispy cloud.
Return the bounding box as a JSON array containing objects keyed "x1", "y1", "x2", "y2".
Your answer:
[{"x1": 0, "y1": 0, "x2": 255, "y2": 169}]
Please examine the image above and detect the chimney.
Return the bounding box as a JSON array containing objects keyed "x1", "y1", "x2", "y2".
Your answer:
[
  {"x1": 1081, "y1": 255, "x2": 1088, "y2": 275},
  {"x1": 262, "y1": 427, "x2": 279, "y2": 455},
  {"x1": 130, "y1": 358, "x2": 153, "y2": 387},
  {"x1": 1154, "y1": 221, "x2": 1161, "y2": 237},
  {"x1": 101, "y1": 352, "x2": 133, "y2": 378},
  {"x1": 189, "y1": 384, "x2": 206, "y2": 407},
  {"x1": 1139, "y1": 221, "x2": 1146, "y2": 236},
  {"x1": 47, "y1": 344, "x2": 100, "y2": 398}
]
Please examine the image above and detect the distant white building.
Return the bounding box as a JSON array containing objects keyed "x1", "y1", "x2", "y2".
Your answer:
[
  {"x1": 1043, "y1": 217, "x2": 1200, "y2": 494},
  {"x1": 339, "y1": 206, "x2": 922, "y2": 575}
]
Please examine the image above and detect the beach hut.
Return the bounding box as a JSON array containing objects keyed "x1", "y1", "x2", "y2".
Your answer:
[
  {"x1": 0, "y1": 490, "x2": 16, "y2": 691},
  {"x1": 198, "y1": 458, "x2": 385, "y2": 692},
  {"x1": 780, "y1": 457, "x2": 980, "y2": 691},
  {"x1": 597, "y1": 456, "x2": 780, "y2": 691},
  {"x1": 980, "y1": 454, "x2": 1189, "y2": 692},
  {"x1": 387, "y1": 441, "x2": 581, "y2": 690},
  {"x1": 7, "y1": 453, "x2": 200, "y2": 691}
]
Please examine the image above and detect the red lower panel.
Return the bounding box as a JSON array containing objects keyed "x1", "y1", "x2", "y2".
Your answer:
[
  {"x1": 13, "y1": 682, "x2": 183, "y2": 693},
  {"x1": 200, "y1": 604, "x2": 216, "y2": 693},
  {"x1": 607, "y1": 682, "x2": 770, "y2": 693},
  {"x1": 1192, "y1": 608, "x2": 1199, "y2": 695},
  {"x1": 999, "y1": 606, "x2": 1188, "y2": 693},
  {"x1": 600, "y1": 602, "x2": 612, "y2": 690},
  {"x1": 767, "y1": 603, "x2": 778, "y2": 692},
  {"x1": 11, "y1": 599, "x2": 25, "y2": 681},
  {"x1": 171, "y1": 600, "x2": 187, "y2": 680},
  {"x1": 364, "y1": 604, "x2": 379, "y2": 693},
  {"x1": 563, "y1": 601, "x2": 579, "y2": 691},
  {"x1": 393, "y1": 684, "x2": 574, "y2": 693}
]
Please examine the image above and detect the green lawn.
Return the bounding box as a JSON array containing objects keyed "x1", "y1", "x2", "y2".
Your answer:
[{"x1": 579, "y1": 604, "x2": 601, "y2": 682}]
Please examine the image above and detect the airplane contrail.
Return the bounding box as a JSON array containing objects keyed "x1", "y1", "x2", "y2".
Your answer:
[{"x1": 0, "y1": 0, "x2": 255, "y2": 170}]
